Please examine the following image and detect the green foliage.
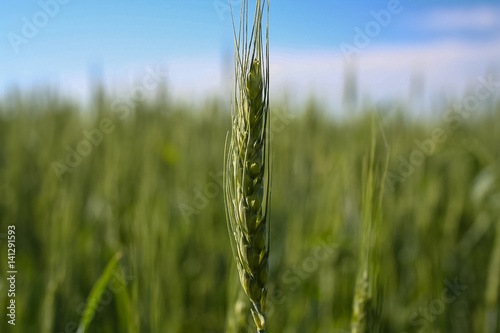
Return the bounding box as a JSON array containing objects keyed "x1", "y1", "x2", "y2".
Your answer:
[{"x1": 0, "y1": 89, "x2": 499, "y2": 332}]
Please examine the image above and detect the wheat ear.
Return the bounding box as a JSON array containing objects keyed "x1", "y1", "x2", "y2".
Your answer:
[
  {"x1": 351, "y1": 125, "x2": 386, "y2": 333},
  {"x1": 224, "y1": 1, "x2": 270, "y2": 332}
]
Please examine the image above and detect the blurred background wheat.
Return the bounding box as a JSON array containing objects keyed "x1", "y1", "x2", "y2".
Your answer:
[{"x1": 0, "y1": 85, "x2": 499, "y2": 332}]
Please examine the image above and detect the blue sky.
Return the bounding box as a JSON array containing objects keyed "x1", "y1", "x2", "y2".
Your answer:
[{"x1": 1, "y1": 0, "x2": 499, "y2": 108}]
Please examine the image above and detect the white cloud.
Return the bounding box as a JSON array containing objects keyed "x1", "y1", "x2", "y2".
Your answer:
[
  {"x1": 267, "y1": 39, "x2": 500, "y2": 112},
  {"x1": 13, "y1": 39, "x2": 500, "y2": 114},
  {"x1": 422, "y1": 6, "x2": 500, "y2": 32}
]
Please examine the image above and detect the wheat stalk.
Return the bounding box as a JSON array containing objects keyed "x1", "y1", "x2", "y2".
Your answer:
[{"x1": 224, "y1": 1, "x2": 270, "y2": 332}]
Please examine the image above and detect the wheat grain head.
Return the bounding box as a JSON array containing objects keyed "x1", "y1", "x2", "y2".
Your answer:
[{"x1": 224, "y1": 1, "x2": 270, "y2": 332}]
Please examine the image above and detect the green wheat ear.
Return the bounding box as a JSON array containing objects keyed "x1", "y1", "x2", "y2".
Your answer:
[
  {"x1": 224, "y1": 0, "x2": 270, "y2": 332},
  {"x1": 351, "y1": 119, "x2": 388, "y2": 333}
]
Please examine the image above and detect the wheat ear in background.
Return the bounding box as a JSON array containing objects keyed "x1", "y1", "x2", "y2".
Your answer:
[
  {"x1": 224, "y1": 1, "x2": 270, "y2": 332},
  {"x1": 351, "y1": 127, "x2": 386, "y2": 333}
]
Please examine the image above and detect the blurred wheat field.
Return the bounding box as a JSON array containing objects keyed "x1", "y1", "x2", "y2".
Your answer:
[{"x1": 0, "y1": 87, "x2": 499, "y2": 333}]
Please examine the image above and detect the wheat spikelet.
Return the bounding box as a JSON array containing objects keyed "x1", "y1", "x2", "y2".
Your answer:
[{"x1": 224, "y1": 1, "x2": 270, "y2": 332}]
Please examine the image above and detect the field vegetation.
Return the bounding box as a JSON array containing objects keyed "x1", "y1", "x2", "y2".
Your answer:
[{"x1": 0, "y1": 84, "x2": 499, "y2": 332}]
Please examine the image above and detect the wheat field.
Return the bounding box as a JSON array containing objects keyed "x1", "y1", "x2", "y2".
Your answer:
[{"x1": 0, "y1": 82, "x2": 499, "y2": 332}]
